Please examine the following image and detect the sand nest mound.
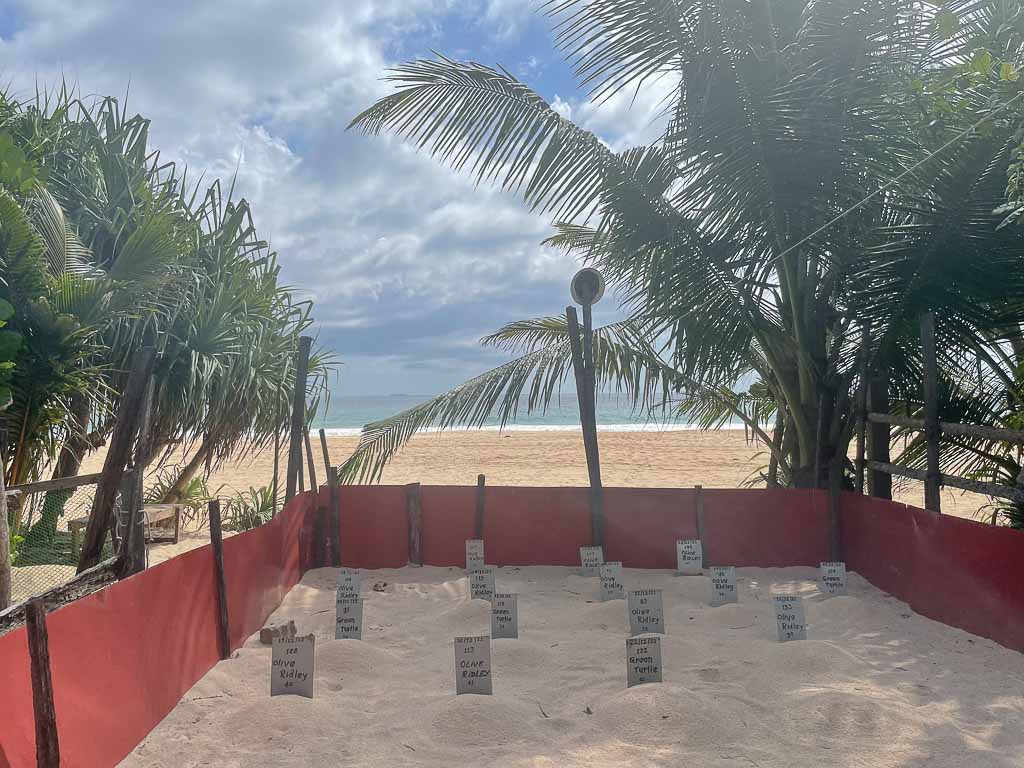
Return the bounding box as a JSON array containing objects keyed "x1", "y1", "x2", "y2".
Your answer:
[{"x1": 124, "y1": 565, "x2": 1024, "y2": 768}]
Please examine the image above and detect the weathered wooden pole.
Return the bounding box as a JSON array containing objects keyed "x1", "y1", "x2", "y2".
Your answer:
[
  {"x1": 79, "y1": 346, "x2": 156, "y2": 573},
  {"x1": 406, "y1": 482, "x2": 423, "y2": 566},
  {"x1": 921, "y1": 313, "x2": 942, "y2": 512},
  {"x1": 285, "y1": 336, "x2": 313, "y2": 504},
  {"x1": 867, "y1": 371, "x2": 892, "y2": 500},
  {"x1": 828, "y1": 457, "x2": 843, "y2": 560},
  {"x1": 0, "y1": 465, "x2": 10, "y2": 611},
  {"x1": 123, "y1": 375, "x2": 156, "y2": 577},
  {"x1": 26, "y1": 598, "x2": 59, "y2": 767},
  {"x1": 854, "y1": 328, "x2": 870, "y2": 494},
  {"x1": 208, "y1": 500, "x2": 231, "y2": 660},
  {"x1": 474, "y1": 474, "x2": 486, "y2": 540},
  {"x1": 303, "y1": 429, "x2": 318, "y2": 491},
  {"x1": 694, "y1": 485, "x2": 706, "y2": 568},
  {"x1": 272, "y1": 399, "x2": 283, "y2": 517},
  {"x1": 567, "y1": 274, "x2": 606, "y2": 548},
  {"x1": 318, "y1": 428, "x2": 331, "y2": 475},
  {"x1": 327, "y1": 466, "x2": 341, "y2": 567}
]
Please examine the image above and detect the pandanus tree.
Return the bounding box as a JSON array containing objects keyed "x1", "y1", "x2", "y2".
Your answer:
[
  {"x1": 344, "y1": 0, "x2": 1024, "y2": 488},
  {"x1": 0, "y1": 87, "x2": 331, "y2": 541}
]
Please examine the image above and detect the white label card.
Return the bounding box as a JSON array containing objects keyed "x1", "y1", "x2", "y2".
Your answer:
[
  {"x1": 271, "y1": 633, "x2": 314, "y2": 698},
  {"x1": 773, "y1": 595, "x2": 807, "y2": 642},
  {"x1": 491, "y1": 592, "x2": 518, "y2": 639},
  {"x1": 454, "y1": 635, "x2": 492, "y2": 695},
  {"x1": 470, "y1": 567, "x2": 496, "y2": 602},
  {"x1": 599, "y1": 561, "x2": 625, "y2": 602},
  {"x1": 628, "y1": 589, "x2": 664, "y2": 635},
  {"x1": 466, "y1": 540, "x2": 484, "y2": 571},
  {"x1": 626, "y1": 635, "x2": 663, "y2": 687},
  {"x1": 676, "y1": 539, "x2": 703, "y2": 575},
  {"x1": 336, "y1": 568, "x2": 361, "y2": 597},
  {"x1": 580, "y1": 546, "x2": 604, "y2": 577},
  {"x1": 335, "y1": 596, "x2": 363, "y2": 640},
  {"x1": 820, "y1": 561, "x2": 848, "y2": 596},
  {"x1": 710, "y1": 566, "x2": 738, "y2": 607}
]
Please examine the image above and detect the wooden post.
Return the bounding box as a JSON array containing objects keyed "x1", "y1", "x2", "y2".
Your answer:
[
  {"x1": 285, "y1": 336, "x2": 313, "y2": 504},
  {"x1": 694, "y1": 485, "x2": 706, "y2": 568},
  {"x1": 78, "y1": 346, "x2": 156, "y2": 573},
  {"x1": 123, "y1": 375, "x2": 155, "y2": 577},
  {"x1": 829, "y1": 458, "x2": 842, "y2": 560},
  {"x1": 272, "y1": 401, "x2": 282, "y2": 517},
  {"x1": 406, "y1": 482, "x2": 423, "y2": 566},
  {"x1": 303, "y1": 429, "x2": 318, "y2": 490},
  {"x1": 26, "y1": 598, "x2": 59, "y2": 767},
  {"x1": 921, "y1": 313, "x2": 942, "y2": 513},
  {"x1": 318, "y1": 428, "x2": 331, "y2": 475},
  {"x1": 474, "y1": 474, "x2": 486, "y2": 539},
  {"x1": 208, "y1": 500, "x2": 231, "y2": 660},
  {"x1": 868, "y1": 372, "x2": 892, "y2": 500},
  {"x1": 327, "y1": 466, "x2": 341, "y2": 567},
  {"x1": 855, "y1": 329, "x2": 869, "y2": 494},
  {"x1": 0, "y1": 464, "x2": 10, "y2": 611},
  {"x1": 567, "y1": 306, "x2": 604, "y2": 546}
]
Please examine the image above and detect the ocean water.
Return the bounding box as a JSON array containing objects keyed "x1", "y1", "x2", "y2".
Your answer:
[{"x1": 317, "y1": 393, "x2": 741, "y2": 436}]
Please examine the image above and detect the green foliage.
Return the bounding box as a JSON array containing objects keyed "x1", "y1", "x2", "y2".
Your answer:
[
  {"x1": 223, "y1": 486, "x2": 278, "y2": 533},
  {"x1": 348, "y1": 0, "x2": 1024, "y2": 492}
]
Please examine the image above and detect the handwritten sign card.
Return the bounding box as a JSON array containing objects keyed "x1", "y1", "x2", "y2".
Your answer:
[
  {"x1": 580, "y1": 545, "x2": 604, "y2": 577},
  {"x1": 470, "y1": 567, "x2": 496, "y2": 602},
  {"x1": 466, "y1": 540, "x2": 485, "y2": 571},
  {"x1": 676, "y1": 539, "x2": 703, "y2": 575},
  {"x1": 491, "y1": 592, "x2": 518, "y2": 639},
  {"x1": 271, "y1": 633, "x2": 314, "y2": 698},
  {"x1": 710, "y1": 566, "x2": 738, "y2": 607},
  {"x1": 773, "y1": 595, "x2": 807, "y2": 642},
  {"x1": 454, "y1": 635, "x2": 492, "y2": 695},
  {"x1": 336, "y1": 568, "x2": 361, "y2": 597},
  {"x1": 820, "y1": 561, "x2": 848, "y2": 596},
  {"x1": 599, "y1": 561, "x2": 625, "y2": 602},
  {"x1": 628, "y1": 589, "x2": 664, "y2": 635},
  {"x1": 626, "y1": 635, "x2": 663, "y2": 687},
  {"x1": 335, "y1": 596, "x2": 363, "y2": 640}
]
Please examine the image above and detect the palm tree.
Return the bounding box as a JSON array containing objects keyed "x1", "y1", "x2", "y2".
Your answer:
[{"x1": 343, "y1": 0, "x2": 1024, "y2": 488}]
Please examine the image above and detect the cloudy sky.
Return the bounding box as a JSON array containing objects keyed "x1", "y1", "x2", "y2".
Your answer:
[{"x1": 0, "y1": 0, "x2": 669, "y2": 396}]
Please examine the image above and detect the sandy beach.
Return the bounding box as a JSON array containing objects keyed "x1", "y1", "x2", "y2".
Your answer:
[
  {"x1": 83, "y1": 429, "x2": 993, "y2": 522},
  {"x1": 123, "y1": 564, "x2": 1024, "y2": 767}
]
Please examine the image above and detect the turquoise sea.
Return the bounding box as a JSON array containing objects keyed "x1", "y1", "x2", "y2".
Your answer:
[{"x1": 317, "y1": 393, "x2": 741, "y2": 435}]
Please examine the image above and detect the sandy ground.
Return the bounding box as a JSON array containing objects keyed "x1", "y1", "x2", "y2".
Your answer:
[
  {"x1": 84, "y1": 429, "x2": 995, "y2": 520},
  {"x1": 123, "y1": 565, "x2": 1024, "y2": 767}
]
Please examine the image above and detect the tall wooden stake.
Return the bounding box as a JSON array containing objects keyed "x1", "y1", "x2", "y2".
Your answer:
[
  {"x1": 123, "y1": 375, "x2": 155, "y2": 577},
  {"x1": 694, "y1": 485, "x2": 706, "y2": 568},
  {"x1": 208, "y1": 500, "x2": 231, "y2": 660},
  {"x1": 0, "y1": 463, "x2": 10, "y2": 611},
  {"x1": 303, "y1": 429, "x2": 318, "y2": 490},
  {"x1": 474, "y1": 474, "x2": 486, "y2": 539},
  {"x1": 285, "y1": 336, "x2": 313, "y2": 504},
  {"x1": 406, "y1": 483, "x2": 423, "y2": 566},
  {"x1": 26, "y1": 598, "x2": 59, "y2": 767},
  {"x1": 921, "y1": 313, "x2": 942, "y2": 512},
  {"x1": 829, "y1": 457, "x2": 843, "y2": 560},
  {"x1": 868, "y1": 371, "x2": 892, "y2": 499},
  {"x1": 78, "y1": 346, "x2": 156, "y2": 573},
  {"x1": 327, "y1": 466, "x2": 341, "y2": 567},
  {"x1": 567, "y1": 306, "x2": 604, "y2": 546},
  {"x1": 272, "y1": 398, "x2": 282, "y2": 517},
  {"x1": 318, "y1": 428, "x2": 331, "y2": 475}
]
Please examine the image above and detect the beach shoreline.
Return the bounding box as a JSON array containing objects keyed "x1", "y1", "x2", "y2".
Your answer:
[{"x1": 82, "y1": 428, "x2": 992, "y2": 522}]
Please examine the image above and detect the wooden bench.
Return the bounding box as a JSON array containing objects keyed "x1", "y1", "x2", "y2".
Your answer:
[{"x1": 69, "y1": 504, "x2": 182, "y2": 553}]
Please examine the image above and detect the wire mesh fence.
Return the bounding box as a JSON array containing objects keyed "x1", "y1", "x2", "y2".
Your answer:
[{"x1": 7, "y1": 475, "x2": 118, "y2": 603}]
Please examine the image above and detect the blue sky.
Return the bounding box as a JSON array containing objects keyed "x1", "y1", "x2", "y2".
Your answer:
[{"x1": 0, "y1": 0, "x2": 672, "y2": 396}]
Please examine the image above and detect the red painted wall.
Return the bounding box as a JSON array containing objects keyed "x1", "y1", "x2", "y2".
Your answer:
[
  {"x1": 0, "y1": 491, "x2": 316, "y2": 768},
  {"x1": 842, "y1": 493, "x2": 1024, "y2": 651}
]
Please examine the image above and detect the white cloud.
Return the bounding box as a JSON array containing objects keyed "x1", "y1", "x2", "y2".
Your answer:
[{"x1": 0, "y1": 0, "x2": 640, "y2": 395}]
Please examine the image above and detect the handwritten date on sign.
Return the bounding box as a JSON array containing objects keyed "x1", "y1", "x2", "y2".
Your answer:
[
  {"x1": 454, "y1": 635, "x2": 492, "y2": 695},
  {"x1": 271, "y1": 633, "x2": 315, "y2": 699}
]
